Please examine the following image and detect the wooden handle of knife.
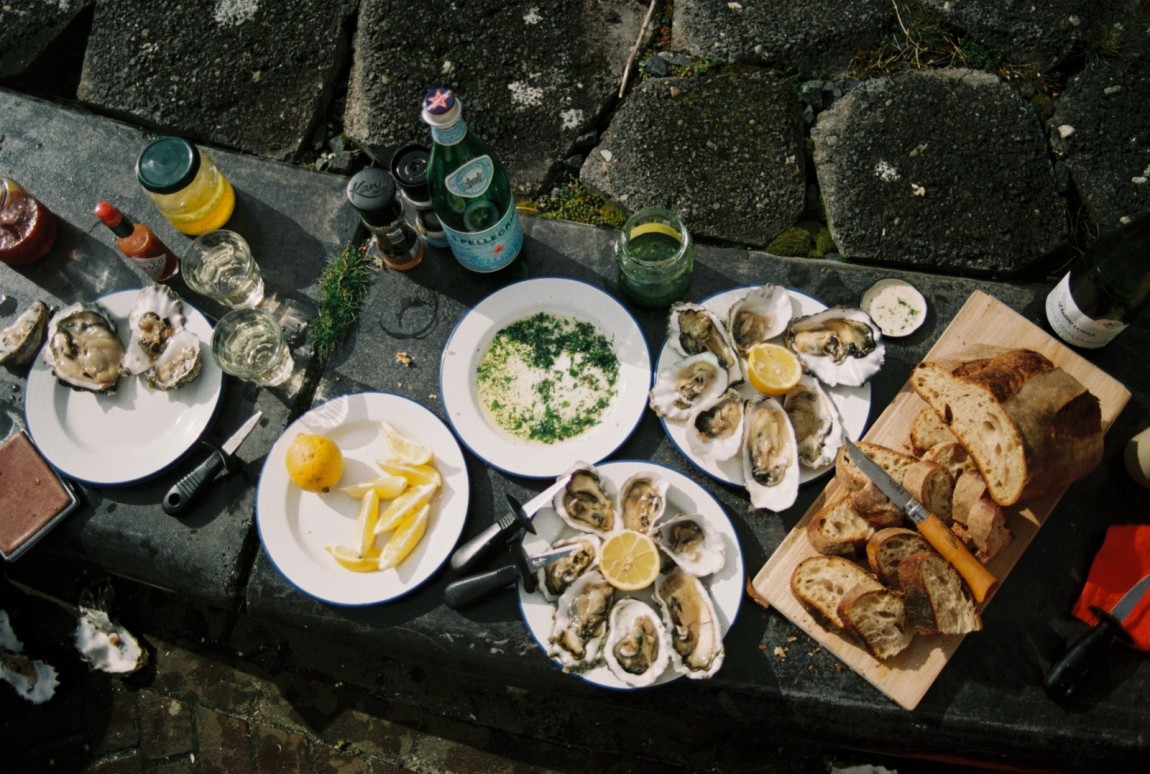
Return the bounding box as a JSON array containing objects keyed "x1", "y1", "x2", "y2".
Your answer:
[{"x1": 917, "y1": 514, "x2": 998, "y2": 603}]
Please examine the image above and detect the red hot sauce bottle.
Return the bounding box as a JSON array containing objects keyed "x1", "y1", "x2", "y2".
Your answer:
[
  {"x1": 0, "y1": 178, "x2": 58, "y2": 267},
  {"x1": 94, "y1": 201, "x2": 180, "y2": 281}
]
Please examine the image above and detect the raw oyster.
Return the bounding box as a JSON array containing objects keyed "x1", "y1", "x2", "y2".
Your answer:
[
  {"x1": 654, "y1": 566, "x2": 724, "y2": 679},
  {"x1": 652, "y1": 512, "x2": 726, "y2": 577},
  {"x1": 784, "y1": 307, "x2": 884, "y2": 387},
  {"x1": 553, "y1": 463, "x2": 617, "y2": 535},
  {"x1": 686, "y1": 387, "x2": 745, "y2": 463},
  {"x1": 726, "y1": 284, "x2": 793, "y2": 356},
  {"x1": 121, "y1": 284, "x2": 202, "y2": 391},
  {"x1": 667, "y1": 302, "x2": 742, "y2": 383},
  {"x1": 538, "y1": 534, "x2": 600, "y2": 602},
  {"x1": 146, "y1": 327, "x2": 202, "y2": 391},
  {"x1": 0, "y1": 300, "x2": 48, "y2": 365},
  {"x1": 547, "y1": 570, "x2": 615, "y2": 672},
  {"x1": 783, "y1": 374, "x2": 844, "y2": 469},
  {"x1": 742, "y1": 396, "x2": 800, "y2": 511},
  {"x1": 43, "y1": 302, "x2": 124, "y2": 393},
  {"x1": 617, "y1": 471, "x2": 669, "y2": 534},
  {"x1": 603, "y1": 598, "x2": 670, "y2": 687},
  {"x1": 648, "y1": 352, "x2": 728, "y2": 422}
]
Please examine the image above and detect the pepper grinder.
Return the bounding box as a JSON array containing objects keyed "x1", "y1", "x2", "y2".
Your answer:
[{"x1": 345, "y1": 168, "x2": 424, "y2": 271}]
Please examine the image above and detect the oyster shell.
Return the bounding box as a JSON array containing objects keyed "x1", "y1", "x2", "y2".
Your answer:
[
  {"x1": 784, "y1": 307, "x2": 884, "y2": 387},
  {"x1": 121, "y1": 284, "x2": 202, "y2": 391},
  {"x1": 685, "y1": 387, "x2": 745, "y2": 463},
  {"x1": 538, "y1": 534, "x2": 601, "y2": 602},
  {"x1": 648, "y1": 352, "x2": 728, "y2": 422},
  {"x1": 654, "y1": 566, "x2": 724, "y2": 679},
  {"x1": 603, "y1": 598, "x2": 670, "y2": 687},
  {"x1": 617, "y1": 471, "x2": 669, "y2": 534},
  {"x1": 553, "y1": 463, "x2": 617, "y2": 535},
  {"x1": 652, "y1": 512, "x2": 726, "y2": 577},
  {"x1": 726, "y1": 284, "x2": 793, "y2": 356},
  {"x1": 547, "y1": 571, "x2": 615, "y2": 672},
  {"x1": 742, "y1": 396, "x2": 800, "y2": 511},
  {"x1": 146, "y1": 327, "x2": 202, "y2": 391},
  {"x1": 667, "y1": 302, "x2": 742, "y2": 383},
  {"x1": 0, "y1": 300, "x2": 49, "y2": 365},
  {"x1": 783, "y1": 374, "x2": 844, "y2": 469},
  {"x1": 43, "y1": 302, "x2": 124, "y2": 393},
  {"x1": 0, "y1": 611, "x2": 58, "y2": 705}
]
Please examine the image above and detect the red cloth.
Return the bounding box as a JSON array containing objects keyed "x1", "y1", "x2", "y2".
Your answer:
[{"x1": 1072, "y1": 524, "x2": 1150, "y2": 651}]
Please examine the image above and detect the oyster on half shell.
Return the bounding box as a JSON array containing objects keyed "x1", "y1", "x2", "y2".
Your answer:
[
  {"x1": 538, "y1": 534, "x2": 600, "y2": 602},
  {"x1": 654, "y1": 566, "x2": 724, "y2": 679},
  {"x1": 648, "y1": 351, "x2": 728, "y2": 422},
  {"x1": 603, "y1": 598, "x2": 671, "y2": 687},
  {"x1": 547, "y1": 571, "x2": 615, "y2": 672},
  {"x1": 742, "y1": 396, "x2": 800, "y2": 511},
  {"x1": 553, "y1": 463, "x2": 617, "y2": 535},
  {"x1": 617, "y1": 471, "x2": 669, "y2": 534},
  {"x1": 0, "y1": 300, "x2": 49, "y2": 365},
  {"x1": 726, "y1": 284, "x2": 792, "y2": 356},
  {"x1": 784, "y1": 307, "x2": 884, "y2": 387},
  {"x1": 121, "y1": 284, "x2": 202, "y2": 391},
  {"x1": 652, "y1": 512, "x2": 726, "y2": 578},
  {"x1": 43, "y1": 302, "x2": 124, "y2": 393},
  {"x1": 667, "y1": 303, "x2": 742, "y2": 383},
  {"x1": 685, "y1": 387, "x2": 745, "y2": 463},
  {"x1": 783, "y1": 374, "x2": 844, "y2": 470}
]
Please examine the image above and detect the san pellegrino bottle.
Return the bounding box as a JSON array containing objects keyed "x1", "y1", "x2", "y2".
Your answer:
[
  {"x1": 1045, "y1": 213, "x2": 1150, "y2": 348},
  {"x1": 420, "y1": 87, "x2": 523, "y2": 272}
]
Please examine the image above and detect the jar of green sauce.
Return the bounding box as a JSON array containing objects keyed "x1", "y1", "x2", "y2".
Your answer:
[{"x1": 615, "y1": 207, "x2": 693, "y2": 308}]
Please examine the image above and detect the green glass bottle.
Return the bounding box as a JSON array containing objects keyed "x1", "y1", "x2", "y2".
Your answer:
[{"x1": 420, "y1": 87, "x2": 523, "y2": 273}]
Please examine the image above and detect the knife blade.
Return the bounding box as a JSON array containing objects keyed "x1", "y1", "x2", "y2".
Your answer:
[
  {"x1": 1044, "y1": 572, "x2": 1150, "y2": 701},
  {"x1": 449, "y1": 473, "x2": 572, "y2": 574},
  {"x1": 444, "y1": 543, "x2": 577, "y2": 609},
  {"x1": 162, "y1": 411, "x2": 263, "y2": 516},
  {"x1": 844, "y1": 439, "x2": 998, "y2": 602}
]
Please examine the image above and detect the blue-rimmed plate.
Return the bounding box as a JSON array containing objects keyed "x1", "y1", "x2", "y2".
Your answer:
[{"x1": 440, "y1": 277, "x2": 652, "y2": 478}]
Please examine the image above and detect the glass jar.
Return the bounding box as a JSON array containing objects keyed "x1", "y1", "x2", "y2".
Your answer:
[
  {"x1": 0, "y1": 178, "x2": 57, "y2": 266},
  {"x1": 615, "y1": 207, "x2": 693, "y2": 308},
  {"x1": 136, "y1": 137, "x2": 235, "y2": 235}
]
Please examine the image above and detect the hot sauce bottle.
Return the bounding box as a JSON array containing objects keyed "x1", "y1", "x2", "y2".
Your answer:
[
  {"x1": 0, "y1": 177, "x2": 58, "y2": 266},
  {"x1": 94, "y1": 201, "x2": 180, "y2": 281}
]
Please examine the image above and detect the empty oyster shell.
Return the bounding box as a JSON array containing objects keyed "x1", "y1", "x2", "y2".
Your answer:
[
  {"x1": 0, "y1": 610, "x2": 58, "y2": 704},
  {"x1": 742, "y1": 396, "x2": 800, "y2": 511},
  {"x1": 783, "y1": 307, "x2": 884, "y2": 387},
  {"x1": 0, "y1": 300, "x2": 49, "y2": 365},
  {"x1": 547, "y1": 571, "x2": 615, "y2": 672},
  {"x1": 603, "y1": 598, "x2": 671, "y2": 687},
  {"x1": 652, "y1": 512, "x2": 726, "y2": 577},
  {"x1": 648, "y1": 351, "x2": 728, "y2": 422},
  {"x1": 685, "y1": 387, "x2": 745, "y2": 463},
  {"x1": 617, "y1": 471, "x2": 669, "y2": 534},
  {"x1": 726, "y1": 284, "x2": 793, "y2": 356},
  {"x1": 654, "y1": 566, "x2": 724, "y2": 679},
  {"x1": 783, "y1": 374, "x2": 844, "y2": 470},
  {"x1": 43, "y1": 302, "x2": 124, "y2": 393},
  {"x1": 538, "y1": 534, "x2": 601, "y2": 602},
  {"x1": 667, "y1": 302, "x2": 742, "y2": 383},
  {"x1": 553, "y1": 463, "x2": 617, "y2": 535}
]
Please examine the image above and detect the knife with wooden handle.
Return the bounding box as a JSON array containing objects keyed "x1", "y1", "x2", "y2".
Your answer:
[{"x1": 845, "y1": 440, "x2": 998, "y2": 603}]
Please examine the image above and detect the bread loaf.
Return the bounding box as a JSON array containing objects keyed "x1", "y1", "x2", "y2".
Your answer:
[
  {"x1": 866, "y1": 527, "x2": 932, "y2": 587},
  {"x1": 790, "y1": 555, "x2": 883, "y2": 630},
  {"x1": 897, "y1": 551, "x2": 982, "y2": 635},
  {"x1": 837, "y1": 586, "x2": 914, "y2": 660},
  {"x1": 910, "y1": 347, "x2": 1103, "y2": 506},
  {"x1": 806, "y1": 493, "x2": 873, "y2": 555}
]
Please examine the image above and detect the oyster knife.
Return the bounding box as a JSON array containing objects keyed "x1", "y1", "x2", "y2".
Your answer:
[
  {"x1": 162, "y1": 410, "x2": 262, "y2": 516},
  {"x1": 444, "y1": 543, "x2": 577, "y2": 610}
]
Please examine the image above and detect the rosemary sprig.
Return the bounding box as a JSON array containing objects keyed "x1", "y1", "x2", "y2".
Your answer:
[{"x1": 312, "y1": 241, "x2": 372, "y2": 360}]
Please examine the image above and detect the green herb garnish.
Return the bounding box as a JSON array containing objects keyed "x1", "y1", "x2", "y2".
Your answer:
[{"x1": 312, "y1": 241, "x2": 372, "y2": 360}]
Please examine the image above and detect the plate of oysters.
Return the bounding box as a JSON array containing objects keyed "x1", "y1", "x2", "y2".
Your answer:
[
  {"x1": 518, "y1": 460, "x2": 743, "y2": 689},
  {"x1": 23, "y1": 286, "x2": 223, "y2": 485},
  {"x1": 651, "y1": 286, "x2": 880, "y2": 511}
]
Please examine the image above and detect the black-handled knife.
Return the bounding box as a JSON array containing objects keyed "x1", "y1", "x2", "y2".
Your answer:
[
  {"x1": 444, "y1": 543, "x2": 576, "y2": 610},
  {"x1": 1044, "y1": 571, "x2": 1150, "y2": 701},
  {"x1": 162, "y1": 410, "x2": 263, "y2": 516},
  {"x1": 449, "y1": 473, "x2": 571, "y2": 574}
]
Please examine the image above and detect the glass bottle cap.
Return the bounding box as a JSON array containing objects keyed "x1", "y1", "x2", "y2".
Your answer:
[
  {"x1": 421, "y1": 88, "x2": 461, "y2": 127},
  {"x1": 390, "y1": 144, "x2": 431, "y2": 201},
  {"x1": 136, "y1": 137, "x2": 201, "y2": 194}
]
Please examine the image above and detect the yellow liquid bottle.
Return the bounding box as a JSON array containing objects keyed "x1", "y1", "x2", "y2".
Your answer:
[{"x1": 137, "y1": 137, "x2": 236, "y2": 235}]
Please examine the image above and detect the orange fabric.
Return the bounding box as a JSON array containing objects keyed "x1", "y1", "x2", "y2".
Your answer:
[{"x1": 1072, "y1": 524, "x2": 1150, "y2": 651}]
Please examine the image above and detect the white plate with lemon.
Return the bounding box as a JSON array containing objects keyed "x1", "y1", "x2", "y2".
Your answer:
[
  {"x1": 656, "y1": 288, "x2": 870, "y2": 488},
  {"x1": 256, "y1": 392, "x2": 470, "y2": 606},
  {"x1": 517, "y1": 461, "x2": 743, "y2": 689}
]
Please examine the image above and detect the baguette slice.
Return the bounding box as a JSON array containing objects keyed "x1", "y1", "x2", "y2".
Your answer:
[
  {"x1": 921, "y1": 441, "x2": 977, "y2": 483},
  {"x1": 897, "y1": 551, "x2": 982, "y2": 635},
  {"x1": 837, "y1": 586, "x2": 914, "y2": 660},
  {"x1": 901, "y1": 459, "x2": 954, "y2": 522},
  {"x1": 836, "y1": 443, "x2": 953, "y2": 522},
  {"x1": 866, "y1": 527, "x2": 932, "y2": 587},
  {"x1": 849, "y1": 482, "x2": 905, "y2": 529},
  {"x1": 806, "y1": 493, "x2": 874, "y2": 555},
  {"x1": 910, "y1": 346, "x2": 1103, "y2": 506},
  {"x1": 964, "y1": 495, "x2": 1013, "y2": 562},
  {"x1": 791, "y1": 555, "x2": 883, "y2": 630},
  {"x1": 909, "y1": 406, "x2": 956, "y2": 456}
]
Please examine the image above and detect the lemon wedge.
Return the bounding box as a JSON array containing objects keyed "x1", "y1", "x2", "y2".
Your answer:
[
  {"x1": 381, "y1": 420, "x2": 434, "y2": 466},
  {"x1": 378, "y1": 503, "x2": 431, "y2": 570},
  {"x1": 354, "y1": 489, "x2": 380, "y2": 557},
  {"x1": 339, "y1": 473, "x2": 409, "y2": 501},
  {"x1": 376, "y1": 460, "x2": 443, "y2": 489},
  {"x1": 326, "y1": 544, "x2": 383, "y2": 573},
  {"x1": 374, "y1": 483, "x2": 437, "y2": 535},
  {"x1": 745, "y1": 342, "x2": 803, "y2": 396}
]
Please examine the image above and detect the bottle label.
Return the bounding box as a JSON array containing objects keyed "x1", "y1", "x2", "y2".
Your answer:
[
  {"x1": 430, "y1": 119, "x2": 467, "y2": 147},
  {"x1": 441, "y1": 202, "x2": 523, "y2": 272},
  {"x1": 133, "y1": 253, "x2": 172, "y2": 281},
  {"x1": 1045, "y1": 272, "x2": 1128, "y2": 348},
  {"x1": 445, "y1": 156, "x2": 494, "y2": 198}
]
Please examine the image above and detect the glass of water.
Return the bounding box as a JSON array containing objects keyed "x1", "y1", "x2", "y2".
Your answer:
[
  {"x1": 182, "y1": 229, "x2": 265, "y2": 308},
  {"x1": 210, "y1": 307, "x2": 294, "y2": 387}
]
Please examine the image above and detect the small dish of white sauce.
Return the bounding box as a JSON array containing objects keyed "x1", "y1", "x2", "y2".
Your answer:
[{"x1": 860, "y1": 278, "x2": 928, "y2": 337}]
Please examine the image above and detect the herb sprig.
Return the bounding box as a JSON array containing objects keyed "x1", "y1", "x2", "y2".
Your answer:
[{"x1": 312, "y1": 241, "x2": 372, "y2": 360}]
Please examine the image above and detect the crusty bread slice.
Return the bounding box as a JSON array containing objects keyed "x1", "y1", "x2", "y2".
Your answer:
[
  {"x1": 901, "y1": 459, "x2": 954, "y2": 522},
  {"x1": 910, "y1": 346, "x2": 1103, "y2": 506},
  {"x1": 836, "y1": 443, "x2": 953, "y2": 522},
  {"x1": 909, "y1": 406, "x2": 956, "y2": 456},
  {"x1": 921, "y1": 441, "x2": 977, "y2": 483},
  {"x1": 835, "y1": 442, "x2": 917, "y2": 491},
  {"x1": 897, "y1": 551, "x2": 982, "y2": 635},
  {"x1": 866, "y1": 527, "x2": 932, "y2": 587},
  {"x1": 849, "y1": 482, "x2": 905, "y2": 529},
  {"x1": 790, "y1": 555, "x2": 882, "y2": 630},
  {"x1": 837, "y1": 586, "x2": 914, "y2": 660},
  {"x1": 964, "y1": 495, "x2": 1013, "y2": 563},
  {"x1": 806, "y1": 493, "x2": 874, "y2": 555}
]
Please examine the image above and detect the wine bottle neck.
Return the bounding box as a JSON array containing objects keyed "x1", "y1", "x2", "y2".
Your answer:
[{"x1": 430, "y1": 117, "x2": 468, "y2": 147}]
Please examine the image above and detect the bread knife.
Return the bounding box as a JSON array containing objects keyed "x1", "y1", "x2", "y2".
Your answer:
[
  {"x1": 1044, "y1": 572, "x2": 1150, "y2": 701},
  {"x1": 162, "y1": 411, "x2": 262, "y2": 516},
  {"x1": 844, "y1": 439, "x2": 998, "y2": 602}
]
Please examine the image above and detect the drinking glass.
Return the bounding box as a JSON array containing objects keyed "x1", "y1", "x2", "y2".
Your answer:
[
  {"x1": 210, "y1": 307, "x2": 294, "y2": 387},
  {"x1": 615, "y1": 207, "x2": 693, "y2": 308},
  {"x1": 182, "y1": 229, "x2": 265, "y2": 308}
]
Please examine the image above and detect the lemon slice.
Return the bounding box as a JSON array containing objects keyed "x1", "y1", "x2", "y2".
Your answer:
[
  {"x1": 381, "y1": 421, "x2": 434, "y2": 466},
  {"x1": 326, "y1": 544, "x2": 382, "y2": 573},
  {"x1": 745, "y1": 342, "x2": 803, "y2": 396},
  {"x1": 599, "y1": 530, "x2": 662, "y2": 591},
  {"x1": 339, "y1": 474, "x2": 409, "y2": 501},
  {"x1": 378, "y1": 503, "x2": 431, "y2": 570},
  {"x1": 374, "y1": 483, "x2": 437, "y2": 535},
  {"x1": 376, "y1": 460, "x2": 443, "y2": 489},
  {"x1": 355, "y1": 489, "x2": 380, "y2": 557}
]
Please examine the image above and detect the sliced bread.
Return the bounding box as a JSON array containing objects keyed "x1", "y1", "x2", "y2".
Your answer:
[
  {"x1": 921, "y1": 441, "x2": 977, "y2": 483},
  {"x1": 836, "y1": 443, "x2": 953, "y2": 521},
  {"x1": 866, "y1": 527, "x2": 932, "y2": 587},
  {"x1": 790, "y1": 554, "x2": 883, "y2": 630},
  {"x1": 964, "y1": 495, "x2": 1013, "y2": 562},
  {"x1": 848, "y1": 482, "x2": 905, "y2": 529},
  {"x1": 806, "y1": 493, "x2": 874, "y2": 555},
  {"x1": 837, "y1": 586, "x2": 914, "y2": 660},
  {"x1": 897, "y1": 551, "x2": 982, "y2": 635},
  {"x1": 909, "y1": 406, "x2": 956, "y2": 456}
]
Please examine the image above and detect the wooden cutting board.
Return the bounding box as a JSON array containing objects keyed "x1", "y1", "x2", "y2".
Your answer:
[{"x1": 748, "y1": 290, "x2": 1131, "y2": 711}]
